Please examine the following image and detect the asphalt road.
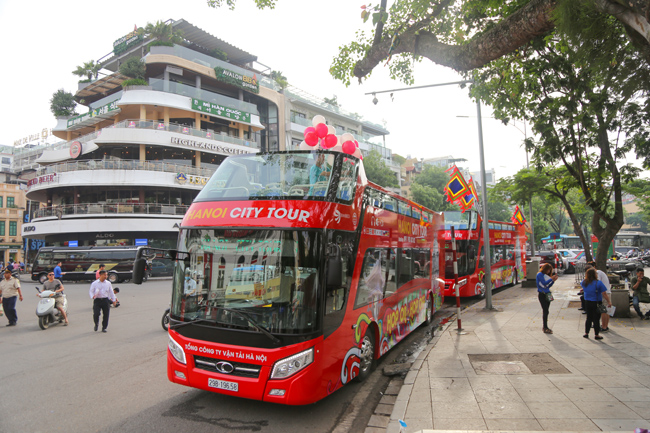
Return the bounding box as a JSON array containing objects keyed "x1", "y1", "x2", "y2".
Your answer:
[{"x1": 0, "y1": 277, "x2": 433, "y2": 433}]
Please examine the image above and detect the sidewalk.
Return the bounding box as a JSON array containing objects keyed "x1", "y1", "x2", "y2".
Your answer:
[{"x1": 385, "y1": 275, "x2": 650, "y2": 432}]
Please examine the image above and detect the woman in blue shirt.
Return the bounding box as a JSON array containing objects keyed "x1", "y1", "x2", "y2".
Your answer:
[
  {"x1": 581, "y1": 267, "x2": 612, "y2": 340},
  {"x1": 536, "y1": 263, "x2": 558, "y2": 334}
]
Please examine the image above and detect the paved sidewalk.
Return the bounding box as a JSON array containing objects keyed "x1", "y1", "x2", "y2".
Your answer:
[{"x1": 385, "y1": 275, "x2": 650, "y2": 433}]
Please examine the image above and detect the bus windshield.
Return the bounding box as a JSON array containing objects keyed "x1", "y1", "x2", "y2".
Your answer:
[
  {"x1": 194, "y1": 152, "x2": 356, "y2": 201},
  {"x1": 443, "y1": 211, "x2": 472, "y2": 230},
  {"x1": 172, "y1": 228, "x2": 322, "y2": 335}
]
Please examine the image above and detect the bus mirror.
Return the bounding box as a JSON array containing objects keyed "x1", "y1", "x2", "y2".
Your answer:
[
  {"x1": 132, "y1": 258, "x2": 147, "y2": 284},
  {"x1": 327, "y1": 258, "x2": 343, "y2": 289},
  {"x1": 168, "y1": 250, "x2": 177, "y2": 261}
]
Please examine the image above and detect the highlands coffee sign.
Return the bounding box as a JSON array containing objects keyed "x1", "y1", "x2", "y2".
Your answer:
[{"x1": 170, "y1": 137, "x2": 256, "y2": 155}]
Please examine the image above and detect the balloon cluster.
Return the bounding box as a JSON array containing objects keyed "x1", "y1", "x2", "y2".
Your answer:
[{"x1": 299, "y1": 115, "x2": 363, "y2": 159}]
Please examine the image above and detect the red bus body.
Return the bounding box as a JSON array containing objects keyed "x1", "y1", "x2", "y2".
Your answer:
[
  {"x1": 442, "y1": 210, "x2": 527, "y2": 298},
  {"x1": 166, "y1": 151, "x2": 445, "y2": 405}
]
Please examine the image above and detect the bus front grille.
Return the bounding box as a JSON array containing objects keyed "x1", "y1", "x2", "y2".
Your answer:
[{"x1": 193, "y1": 355, "x2": 261, "y2": 378}]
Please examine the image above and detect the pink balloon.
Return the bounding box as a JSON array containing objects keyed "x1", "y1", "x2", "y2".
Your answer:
[
  {"x1": 323, "y1": 134, "x2": 337, "y2": 149},
  {"x1": 342, "y1": 140, "x2": 356, "y2": 154},
  {"x1": 303, "y1": 126, "x2": 316, "y2": 138},
  {"x1": 315, "y1": 123, "x2": 329, "y2": 139},
  {"x1": 305, "y1": 131, "x2": 319, "y2": 146}
]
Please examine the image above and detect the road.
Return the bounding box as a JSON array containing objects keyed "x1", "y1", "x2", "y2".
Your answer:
[{"x1": 0, "y1": 277, "x2": 449, "y2": 433}]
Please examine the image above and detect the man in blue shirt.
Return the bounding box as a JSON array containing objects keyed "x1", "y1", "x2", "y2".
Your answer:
[{"x1": 54, "y1": 261, "x2": 65, "y2": 280}]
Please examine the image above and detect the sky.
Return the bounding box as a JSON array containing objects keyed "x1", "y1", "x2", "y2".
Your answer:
[{"x1": 0, "y1": 0, "x2": 533, "y2": 180}]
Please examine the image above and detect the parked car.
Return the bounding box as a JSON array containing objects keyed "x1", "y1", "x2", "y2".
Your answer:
[
  {"x1": 556, "y1": 249, "x2": 584, "y2": 274},
  {"x1": 149, "y1": 259, "x2": 174, "y2": 277},
  {"x1": 535, "y1": 251, "x2": 563, "y2": 270}
]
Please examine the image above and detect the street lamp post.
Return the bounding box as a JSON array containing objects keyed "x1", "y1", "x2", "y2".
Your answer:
[{"x1": 365, "y1": 81, "x2": 495, "y2": 309}]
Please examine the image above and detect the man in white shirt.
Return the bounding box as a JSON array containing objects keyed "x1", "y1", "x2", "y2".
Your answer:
[
  {"x1": 183, "y1": 269, "x2": 199, "y2": 314},
  {"x1": 89, "y1": 270, "x2": 116, "y2": 333}
]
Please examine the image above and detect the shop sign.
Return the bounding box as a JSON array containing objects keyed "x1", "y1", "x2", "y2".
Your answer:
[
  {"x1": 176, "y1": 173, "x2": 208, "y2": 186},
  {"x1": 170, "y1": 137, "x2": 255, "y2": 155},
  {"x1": 23, "y1": 225, "x2": 36, "y2": 232},
  {"x1": 14, "y1": 128, "x2": 51, "y2": 146},
  {"x1": 191, "y1": 98, "x2": 251, "y2": 123},
  {"x1": 27, "y1": 173, "x2": 57, "y2": 189},
  {"x1": 113, "y1": 29, "x2": 144, "y2": 55},
  {"x1": 95, "y1": 233, "x2": 115, "y2": 239},
  {"x1": 0, "y1": 246, "x2": 9, "y2": 250},
  {"x1": 67, "y1": 100, "x2": 120, "y2": 128},
  {"x1": 9, "y1": 249, "x2": 18, "y2": 253},
  {"x1": 214, "y1": 66, "x2": 259, "y2": 94}
]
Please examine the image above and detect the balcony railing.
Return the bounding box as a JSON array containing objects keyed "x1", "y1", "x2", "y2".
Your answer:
[
  {"x1": 33, "y1": 158, "x2": 215, "y2": 179},
  {"x1": 34, "y1": 203, "x2": 190, "y2": 219}
]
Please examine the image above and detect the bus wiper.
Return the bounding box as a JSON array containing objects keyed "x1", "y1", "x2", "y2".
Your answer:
[
  {"x1": 169, "y1": 317, "x2": 217, "y2": 329},
  {"x1": 219, "y1": 307, "x2": 281, "y2": 345}
]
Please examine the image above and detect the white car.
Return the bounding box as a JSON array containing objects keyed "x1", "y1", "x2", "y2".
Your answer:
[{"x1": 555, "y1": 249, "x2": 584, "y2": 273}]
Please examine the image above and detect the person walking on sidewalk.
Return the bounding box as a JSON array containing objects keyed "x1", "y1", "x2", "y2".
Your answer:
[
  {"x1": 631, "y1": 268, "x2": 650, "y2": 319},
  {"x1": 586, "y1": 261, "x2": 611, "y2": 331},
  {"x1": 0, "y1": 268, "x2": 23, "y2": 326},
  {"x1": 581, "y1": 267, "x2": 611, "y2": 340},
  {"x1": 89, "y1": 270, "x2": 116, "y2": 333},
  {"x1": 536, "y1": 263, "x2": 558, "y2": 334}
]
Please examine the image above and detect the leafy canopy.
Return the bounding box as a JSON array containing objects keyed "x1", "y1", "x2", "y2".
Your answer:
[
  {"x1": 50, "y1": 89, "x2": 77, "y2": 117},
  {"x1": 364, "y1": 150, "x2": 399, "y2": 188}
]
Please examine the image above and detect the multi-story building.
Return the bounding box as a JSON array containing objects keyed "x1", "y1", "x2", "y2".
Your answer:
[
  {"x1": 0, "y1": 183, "x2": 26, "y2": 264},
  {"x1": 19, "y1": 19, "x2": 391, "y2": 249}
]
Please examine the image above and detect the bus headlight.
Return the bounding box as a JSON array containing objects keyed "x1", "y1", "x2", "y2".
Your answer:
[
  {"x1": 168, "y1": 335, "x2": 186, "y2": 365},
  {"x1": 271, "y1": 348, "x2": 314, "y2": 380}
]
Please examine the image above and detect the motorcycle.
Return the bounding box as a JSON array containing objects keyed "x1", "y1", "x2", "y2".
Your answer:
[{"x1": 35, "y1": 287, "x2": 68, "y2": 330}]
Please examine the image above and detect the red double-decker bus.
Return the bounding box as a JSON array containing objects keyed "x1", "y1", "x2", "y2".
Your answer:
[
  {"x1": 162, "y1": 150, "x2": 445, "y2": 405},
  {"x1": 442, "y1": 210, "x2": 526, "y2": 298}
]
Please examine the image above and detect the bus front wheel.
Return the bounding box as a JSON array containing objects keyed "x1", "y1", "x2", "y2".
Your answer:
[
  {"x1": 355, "y1": 329, "x2": 376, "y2": 382},
  {"x1": 107, "y1": 272, "x2": 118, "y2": 283},
  {"x1": 38, "y1": 273, "x2": 48, "y2": 284}
]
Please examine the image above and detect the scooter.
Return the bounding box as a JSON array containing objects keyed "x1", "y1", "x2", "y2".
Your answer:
[{"x1": 35, "y1": 287, "x2": 68, "y2": 330}]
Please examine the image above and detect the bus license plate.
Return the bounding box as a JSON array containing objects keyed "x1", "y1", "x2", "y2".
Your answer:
[{"x1": 208, "y1": 378, "x2": 238, "y2": 392}]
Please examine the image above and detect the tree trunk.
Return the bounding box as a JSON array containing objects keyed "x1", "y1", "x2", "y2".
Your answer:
[
  {"x1": 592, "y1": 214, "x2": 619, "y2": 270},
  {"x1": 556, "y1": 193, "x2": 593, "y2": 262}
]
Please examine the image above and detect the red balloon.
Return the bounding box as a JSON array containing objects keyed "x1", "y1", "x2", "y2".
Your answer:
[
  {"x1": 305, "y1": 131, "x2": 319, "y2": 146},
  {"x1": 323, "y1": 134, "x2": 337, "y2": 149},
  {"x1": 315, "y1": 123, "x2": 329, "y2": 138},
  {"x1": 342, "y1": 140, "x2": 356, "y2": 154},
  {"x1": 303, "y1": 126, "x2": 316, "y2": 139},
  {"x1": 354, "y1": 140, "x2": 359, "y2": 148}
]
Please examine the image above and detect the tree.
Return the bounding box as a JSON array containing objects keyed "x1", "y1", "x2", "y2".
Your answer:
[
  {"x1": 270, "y1": 70, "x2": 288, "y2": 90},
  {"x1": 392, "y1": 154, "x2": 407, "y2": 165},
  {"x1": 323, "y1": 95, "x2": 339, "y2": 108},
  {"x1": 139, "y1": 20, "x2": 183, "y2": 44},
  {"x1": 72, "y1": 60, "x2": 101, "y2": 82},
  {"x1": 472, "y1": 22, "x2": 650, "y2": 268},
  {"x1": 119, "y1": 57, "x2": 146, "y2": 80},
  {"x1": 364, "y1": 150, "x2": 399, "y2": 188},
  {"x1": 411, "y1": 165, "x2": 465, "y2": 212},
  {"x1": 207, "y1": 1, "x2": 650, "y2": 83},
  {"x1": 50, "y1": 89, "x2": 77, "y2": 117}
]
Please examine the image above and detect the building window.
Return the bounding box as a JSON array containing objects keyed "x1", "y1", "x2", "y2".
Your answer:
[
  {"x1": 9, "y1": 221, "x2": 16, "y2": 237},
  {"x1": 7, "y1": 197, "x2": 14, "y2": 208},
  {"x1": 1, "y1": 158, "x2": 9, "y2": 165},
  {"x1": 0, "y1": 196, "x2": 3, "y2": 208},
  {"x1": 290, "y1": 111, "x2": 305, "y2": 122},
  {"x1": 0, "y1": 221, "x2": 5, "y2": 236}
]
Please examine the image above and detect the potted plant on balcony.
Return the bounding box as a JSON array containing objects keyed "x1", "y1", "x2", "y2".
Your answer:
[
  {"x1": 119, "y1": 58, "x2": 148, "y2": 88},
  {"x1": 50, "y1": 89, "x2": 77, "y2": 117}
]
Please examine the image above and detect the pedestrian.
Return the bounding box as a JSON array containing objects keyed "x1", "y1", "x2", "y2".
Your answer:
[
  {"x1": 0, "y1": 268, "x2": 23, "y2": 326},
  {"x1": 536, "y1": 263, "x2": 558, "y2": 334},
  {"x1": 54, "y1": 261, "x2": 65, "y2": 280},
  {"x1": 42, "y1": 270, "x2": 69, "y2": 325},
  {"x1": 587, "y1": 261, "x2": 611, "y2": 331},
  {"x1": 95, "y1": 264, "x2": 106, "y2": 280},
  {"x1": 88, "y1": 270, "x2": 116, "y2": 333},
  {"x1": 631, "y1": 268, "x2": 650, "y2": 319},
  {"x1": 581, "y1": 267, "x2": 612, "y2": 340}
]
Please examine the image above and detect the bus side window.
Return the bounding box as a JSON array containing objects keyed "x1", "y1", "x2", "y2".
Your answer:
[
  {"x1": 326, "y1": 231, "x2": 354, "y2": 313},
  {"x1": 384, "y1": 248, "x2": 396, "y2": 297},
  {"x1": 398, "y1": 249, "x2": 414, "y2": 288},
  {"x1": 413, "y1": 249, "x2": 430, "y2": 278},
  {"x1": 354, "y1": 249, "x2": 384, "y2": 308}
]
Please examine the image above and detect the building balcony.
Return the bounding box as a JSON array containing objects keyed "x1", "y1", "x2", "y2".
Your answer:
[{"x1": 32, "y1": 203, "x2": 189, "y2": 220}]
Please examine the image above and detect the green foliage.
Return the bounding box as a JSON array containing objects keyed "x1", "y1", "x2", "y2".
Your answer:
[
  {"x1": 270, "y1": 70, "x2": 288, "y2": 89},
  {"x1": 50, "y1": 89, "x2": 77, "y2": 117},
  {"x1": 121, "y1": 78, "x2": 148, "y2": 87},
  {"x1": 364, "y1": 150, "x2": 398, "y2": 188},
  {"x1": 486, "y1": 187, "x2": 511, "y2": 222},
  {"x1": 119, "y1": 58, "x2": 146, "y2": 80},
  {"x1": 410, "y1": 182, "x2": 444, "y2": 211},
  {"x1": 141, "y1": 20, "x2": 183, "y2": 44},
  {"x1": 207, "y1": 0, "x2": 276, "y2": 9},
  {"x1": 211, "y1": 48, "x2": 228, "y2": 61},
  {"x1": 626, "y1": 213, "x2": 649, "y2": 232},
  {"x1": 392, "y1": 154, "x2": 407, "y2": 165},
  {"x1": 148, "y1": 40, "x2": 174, "y2": 51},
  {"x1": 411, "y1": 166, "x2": 461, "y2": 212},
  {"x1": 72, "y1": 60, "x2": 101, "y2": 81},
  {"x1": 323, "y1": 95, "x2": 339, "y2": 108}
]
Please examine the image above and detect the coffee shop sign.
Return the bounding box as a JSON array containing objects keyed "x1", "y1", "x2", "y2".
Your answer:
[{"x1": 27, "y1": 174, "x2": 57, "y2": 189}]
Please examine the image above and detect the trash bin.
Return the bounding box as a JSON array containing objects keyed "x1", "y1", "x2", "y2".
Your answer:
[
  {"x1": 522, "y1": 258, "x2": 540, "y2": 288},
  {"x1": 611, "y1": 288, "x2": 631, "y2": 318}
]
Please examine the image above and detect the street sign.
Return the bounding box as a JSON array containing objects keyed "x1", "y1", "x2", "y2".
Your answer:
[
  {"x1": 68, "y1": 241, "x2": 78, "y2": 247},
  {"x1": 550, "y1": 233, "x2": 560, "y2": 240}
]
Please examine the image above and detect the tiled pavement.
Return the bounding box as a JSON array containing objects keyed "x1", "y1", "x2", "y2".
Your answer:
[{"x1": 368, "y1": 274, "x2": 650, "y2": 433}]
